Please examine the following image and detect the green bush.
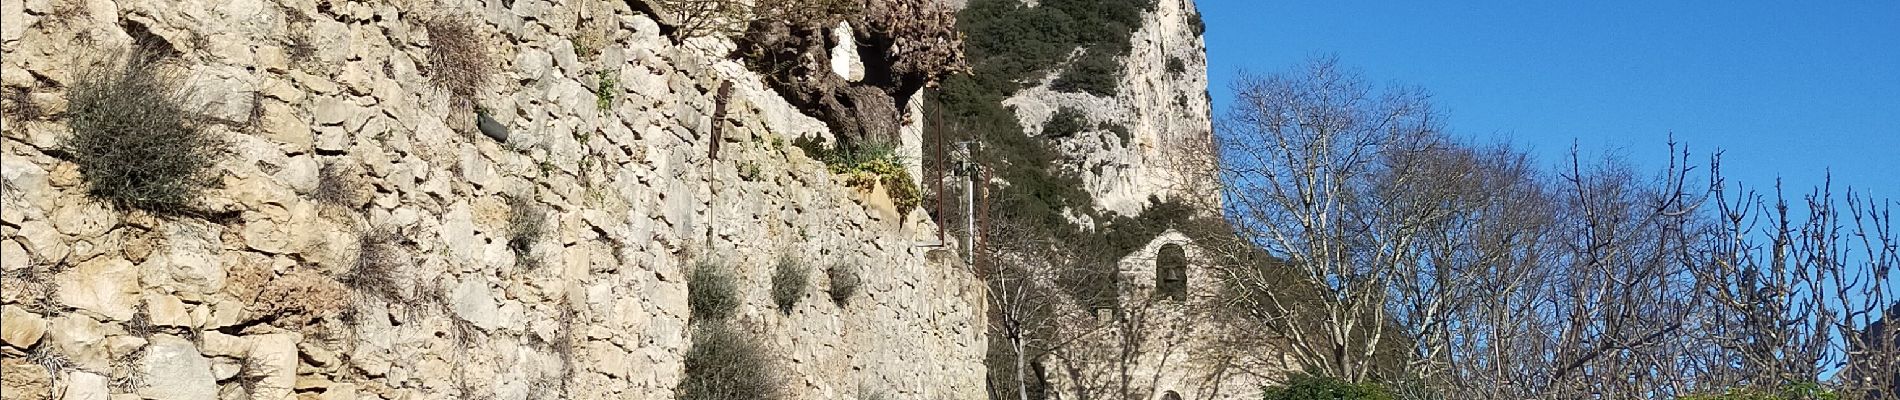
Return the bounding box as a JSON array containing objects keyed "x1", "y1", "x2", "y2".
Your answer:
[
  {"x1": 679, "y1": 324, "x2": 781, "y2": 400},
  {"x1": 770, "y1": 257, "x2": 809, "y2": 314},
  {"x1": 689, "y1": 260, "x2": 741, "y2": 322},
  {"x1": 796, "y1": 139, "x2": 924, "y2": 216},
  {"x1": 1042, "y1": 107, "x2": 1087, "y2": 139},
  {"x1": 827, "y1": 263, "x2": 861, "y2": 305},
  {"x1": 1188, "y1": 11, "x2": 1206, "y2": 37},
  {"x1": 960, "y1": 0, "x2": 1155, "y2": 90},
  {"x1": 64, "y1": 50, "x2": 228, "y2": 214},
  {"x1": 1051, "y1": 48, "x2": 1124, "y2": 96},
  {"x1": 1262, "y1": 374, "x2": 1395, "y2": 400},
  {"x1": 1106, "y1": 123, "x2": 1133, "y2": 145},
  {"x1": 594, "y1": 70, "x2": 617, "y2": 111},
  {"x1": 1167, "y1": 56, "x2": 1187, "y2": 75}
]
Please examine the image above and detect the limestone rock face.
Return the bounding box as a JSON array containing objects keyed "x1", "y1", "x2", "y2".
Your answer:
[
  {"x1": 0, "y1": 357, "x2": 50, "y2": 400},
  {"x1": 54, "y1": 257, "x2": 140, "y2": 322},
  {"x1": 0, "y1": 0, "x2": 988, "y2": 398},
  {"x1": 139, "y1": 335, "x2": 219, "y2": 400},
  {"x1": 1004, "y1": 0, "x2": 1218, "y2": 216},
  {"x1": 0, "y1": 306, "x2": 46, "y2": 348}
]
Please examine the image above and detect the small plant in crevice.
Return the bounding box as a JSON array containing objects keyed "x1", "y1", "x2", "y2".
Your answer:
[
  {"x1": 2, "y1": 86, "x2": 41, "y2": 121},
  {"x1": 827, "y1": 263, "x2": 862, "y2": 306},
  {"x1": 107, "y1": 345, "x2": 147, "y2": 393},
  {"x1": 678, "y1": 324, "x2": 781, "y2": 400},
  {"x1": 689, "y1": 259, "x2": 741, "y2": 322},
  {"x1": 64, "y1": 49, "x2": 229, "y2": 214},
  {"x1": 342, "y1": 228, "x2": 408, "y2": 303},
  {"x1": 228, "y1": 356, "x2": 284, "y2": 397},
  {"x1": 595, "y1": 69, "x2": 618, "y2": 111},
  {"x1": 312, "y1": 162, "x2": 364, "y2": 209},
  {"x1": 770, "y1": 257, "x2": 809, "y2": 314},
  {"x1": 1167, "y1": 56, "x2": 1187, "y2": 75},
  {"x1": 26, "y1": 344, "x2": 72, "y2": 387},
  {"x1": 736, "y1": 160, "x2": 763, "y2": 181},
  {"x1": 424, "y1": 16, "x2": 491, "y2": 106},
  {"x1": 508, "y1": 195, "x2": 547, "y2": 271}
]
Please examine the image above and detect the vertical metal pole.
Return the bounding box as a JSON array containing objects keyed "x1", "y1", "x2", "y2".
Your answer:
[
  {"x1": 934, "y1": 90, "x2": 947, "y2": 245},
  {"x1": 957, "y1": 141, "x2": 975, "y2": 265}
]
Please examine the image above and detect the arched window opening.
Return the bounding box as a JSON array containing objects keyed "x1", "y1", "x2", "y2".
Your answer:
[
  {"x1": 1156, "y1": 244, "x2": 1187, "y2": 301},
  {"x1": 1162, "y1": 390, "x2": 1184, "y2": 400}
]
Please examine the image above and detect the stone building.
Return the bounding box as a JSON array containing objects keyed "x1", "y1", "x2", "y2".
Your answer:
[{"x1": 1043, "y1": 229, "x2": 1289, "y2": 400}]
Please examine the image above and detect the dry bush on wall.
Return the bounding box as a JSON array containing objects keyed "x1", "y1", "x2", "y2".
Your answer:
[
  {"x1": 678, "y1": 324, "x2": 782, "y2": 400},
  {"x1": 771, "y1": 257, "x2": 810, "y2": 314},
  {"x1": 424, "y1": 15, "x2": 491, "y2": 104},
  {"x1": 63, "y1": 49, "x2": 228, "y2": 214}
]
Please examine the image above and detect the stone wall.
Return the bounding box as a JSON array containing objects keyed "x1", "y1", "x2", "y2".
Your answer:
[{"x1": 0, "y1": 0, "x2": 986, "y2": 399}]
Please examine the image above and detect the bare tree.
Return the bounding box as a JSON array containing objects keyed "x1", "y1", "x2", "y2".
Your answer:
[{"x1": 1216, "y1": 56, "x2": 1440, "y2": 382}]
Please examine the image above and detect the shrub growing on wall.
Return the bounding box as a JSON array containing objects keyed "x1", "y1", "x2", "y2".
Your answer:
[
  {"x1": 689, "y1": 260, "x2": 741, "y2": 322},
  {"x1": 64, "y1": 49, "x2": 228, "y2": 214},
  {"x1": 827, "y1": 263, "x2": 862, "y2": 305},
  {"x1": 425, "y1": 16, "x2": 491, "y2": 102},
  {"x1": 771, "y1": 257, "x2": 810, "y2": 314},
  {"x1": 679, "y1": 324, "x2": 781, "y2": 400}
]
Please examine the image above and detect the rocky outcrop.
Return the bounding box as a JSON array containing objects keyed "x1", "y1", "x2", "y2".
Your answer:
[
  {"x1": 1004, "y1": 0, "x2": 1216, "y2": 216},
  {"x1": 0, "y1": 0, "x2": 984, "y2": 399}
]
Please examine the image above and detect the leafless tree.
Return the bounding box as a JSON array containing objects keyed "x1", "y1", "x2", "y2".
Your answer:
[{"x1": 1216, "y1": 56, "x2": 1441, "y2": 382}]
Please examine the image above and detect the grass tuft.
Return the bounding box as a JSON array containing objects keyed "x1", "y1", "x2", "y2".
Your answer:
[
  {"x1": 425, "y1": 16, "x2": 492, "y2": 102},
  {"x1": 507, "y1": 195, "x2": 546, "y2": 271},
  {"x1": 312, "y1": 162, "x2": 364, "y2": 208},
  {"x1": 342, "y1": 228, "x2": 407, "y2": 302}
]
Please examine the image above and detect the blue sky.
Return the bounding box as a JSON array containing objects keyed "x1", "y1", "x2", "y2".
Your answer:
[{"x1": 1199, "y1": 1, "x2": 1900, "y2": 202}]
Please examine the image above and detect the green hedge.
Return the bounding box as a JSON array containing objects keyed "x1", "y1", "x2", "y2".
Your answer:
[{"x1": 1262, "y1": 375, "x2": 1396, "y2": 400}]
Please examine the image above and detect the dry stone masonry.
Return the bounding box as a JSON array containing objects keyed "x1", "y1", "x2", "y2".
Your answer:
[{"x1": 0, "y1": 0, "x2": 985, "y2": 398}]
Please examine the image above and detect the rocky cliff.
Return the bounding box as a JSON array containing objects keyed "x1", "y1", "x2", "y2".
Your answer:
[
  {"x1": 0, "y1": 0, "x2": 985, "y2": 399},
  {"x1": 1003, "y1": 0, "x2": 1215, "y2": 217}
]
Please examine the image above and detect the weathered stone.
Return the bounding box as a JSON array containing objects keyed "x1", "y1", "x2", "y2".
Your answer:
[
  {"x1": 143, "y1": 293, "x2": 193, "y2": 328},
  {"x1": 0, "y1": 357, "x2": 50, "y2": 400},
  {"x1": 45, "y1": 315, "x2": 110, "y2": 371},
  {"x1": 1, "y1": 239, "x2": 27, "y2": 272},
  {"x1": 422, "y1": 182, "x2": 462, "y2": 231},
  {"x1": 48, "y1": 199, "x2": 115, "y2": 238},
  {"x1": 63, "y1": 370, "x2": 109, "y2": 400},
  {"x1": 313, "y1": 97, "x2": 359, "y2": 126},
  {"x1": 139, "y1": 335, "x2": 219, "y2": 400},
  {"x1": 0, "y1": 305, "x2": 47, "y2": 348},
  {"x1": 144, "y1": 220, "x2": 225, "y2": 295},
  {"x1": 260, "y1": 101, "x2": 314, "y2": 153},
  {"x1": 17, "y1": 220, "x2": 67, "y2": 264},
  {"x1": 831, "y1": 22, "x2": 864, "y2": 82},
  {"x1": 54, "y1": 257, "x2": 139, "y2": 321},
  {"x1": 451, "y1": 278, "x2": 499, "y2": 331},
  {"x1": 247, "y1": 333, "x2": 300, "y2": 400}
]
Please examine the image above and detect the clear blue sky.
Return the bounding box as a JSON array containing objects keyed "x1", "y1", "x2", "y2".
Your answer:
[{"x1": 1200, "y1": 1, "x2": 1900, "y2": 202}]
